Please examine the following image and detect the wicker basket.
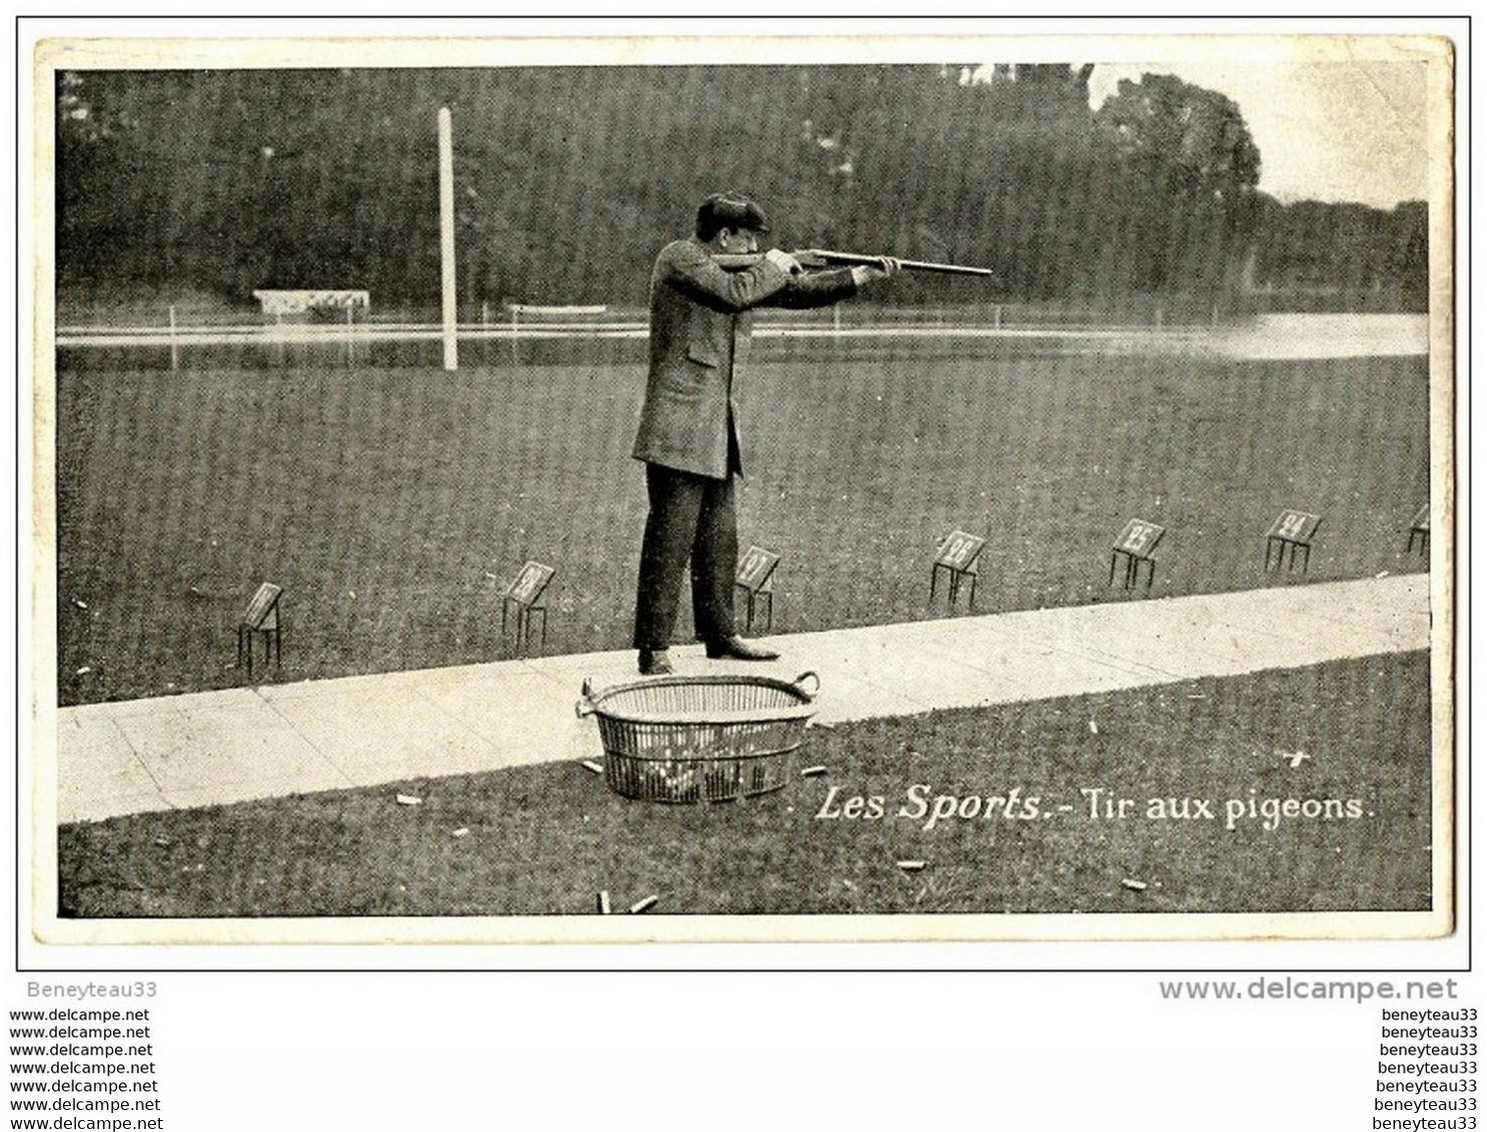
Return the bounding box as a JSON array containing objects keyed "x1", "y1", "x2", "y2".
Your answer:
[{"x1": 575, "y1": 671, "x2": 820, "y2": 803}]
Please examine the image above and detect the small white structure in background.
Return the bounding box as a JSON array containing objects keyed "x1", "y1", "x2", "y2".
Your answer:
[{"x1": 252, "y1": 289, "x2": 370, "y2": 324}]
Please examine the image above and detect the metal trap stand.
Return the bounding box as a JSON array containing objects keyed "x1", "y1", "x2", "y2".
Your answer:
[
  {"x1": 734, "y1": 545, "x2": 781, "y2": 634},
  {"x1": 502, "y1": 561, "x2": 555, "y2": 651},
  {"x1": 1265, "y1": 509, "x2": 1322, "y2": 573},
  {"x1": 1407, "y1": 504, "x2": 1429, "y2": 556},
  {"x1": 1109, "y1": 520, "x2": 1164, "y2": 591},
  {"x1": 930, "y1": 530, "x2": 985, "y2": 610},
  {"x1": 237, "y1": 583, "x2": 283, "y2": 680}
]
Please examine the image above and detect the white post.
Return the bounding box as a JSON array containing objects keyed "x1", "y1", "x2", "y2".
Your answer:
[{"x1": 438, "y1": 107, "x2": 458, "y2": 371}]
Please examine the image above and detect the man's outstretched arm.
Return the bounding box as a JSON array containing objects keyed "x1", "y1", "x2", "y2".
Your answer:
[{"x1": 657, "y1": 240, "x2": 796, "y2": 313}]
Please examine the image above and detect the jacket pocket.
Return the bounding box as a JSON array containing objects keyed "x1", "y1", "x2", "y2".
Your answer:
[
  {"x1": 685, "y1": 344, "x2": 720, "y2": 368},
  {"x1": 657, "y1": 363, "x2": 704, "y2": 399}
]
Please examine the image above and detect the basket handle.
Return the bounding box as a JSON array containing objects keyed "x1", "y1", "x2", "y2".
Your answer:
[
  {"x1": 793, "y1": 671, "x2": 821, "y2": 700},
  {"x1": 575, "y1": 677, "x2": 596, "y2": 719}
]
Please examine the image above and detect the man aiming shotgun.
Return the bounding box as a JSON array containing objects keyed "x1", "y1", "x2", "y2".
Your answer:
[
  {"x1": 629, "y1": 192, "x2": 988, "y2": 677},
  {"x1": 629, "y1": 193, "x2": 902, "y2": 675}
]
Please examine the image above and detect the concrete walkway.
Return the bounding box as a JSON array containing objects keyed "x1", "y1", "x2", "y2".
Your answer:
[{"x1": 52, "y1": 575, "x2": 1430, "y2": 824}]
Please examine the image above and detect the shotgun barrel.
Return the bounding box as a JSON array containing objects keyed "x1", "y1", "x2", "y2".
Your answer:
[
  {"x1": 804, "y1": 249, "x2": 994, "y2": 277},
  {"x1": 713, "y1": 248, "x2": 993, "y2": 277}
]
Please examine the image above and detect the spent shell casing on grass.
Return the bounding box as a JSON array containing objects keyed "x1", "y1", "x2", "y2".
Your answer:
[
  {"x1": 581, "y1": 760, "x2": 604, "y2": 775},
  {"x1": 629, "y1": 895, "x2": 659, "y2": 914},
  {"x1": 800, "y1": 765, "x2": 828, "y2": 778},
  {"x1": 897, "y1": 860, "x2": 927, "y2": 872},
  {"x1": 395, "y1": 794, "x2": 422, "y2": 806},
  {"x1": 597, "y1": 891, "x2": 611, "y2": 915},
  {"x1": 1121, "y1": 878, "x2": 1148, "y2": 891}
]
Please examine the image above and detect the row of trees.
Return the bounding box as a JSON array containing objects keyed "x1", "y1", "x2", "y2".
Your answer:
[{"x1": 56, "y1": 65, "x2": 1427, "y2": 314}]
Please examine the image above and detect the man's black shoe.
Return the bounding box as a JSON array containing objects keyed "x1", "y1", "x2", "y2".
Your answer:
[
  {"x1": 704, "y1": 636, "x2": 780, "y2": 661},
  {"x1": 638, "y1": 648, "x2": 674, "y2": 676}
]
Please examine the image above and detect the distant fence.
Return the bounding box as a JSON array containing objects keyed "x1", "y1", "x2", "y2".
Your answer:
[
  {"x1": 52, "y1": 295, "x2": 1430, "y2": 371},
  {"x1": 56, "y1": 310, "x2": 1218, "y2": 351},
  {"x1": 57, "y1": 298, "x2": 1229, "y2": 339},
  {"x1": 58, "y1": 293, "x2": 1254, "y2": 334}
]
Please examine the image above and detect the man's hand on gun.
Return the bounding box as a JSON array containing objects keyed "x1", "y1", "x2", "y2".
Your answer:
[
  {"x1": 763, "y1": 248, "x2": 898, "y2": 284},
  {"x1": 763, "y1": 248, "x2": 804, "y2": 275},
  {"x1": 849, "y1": 256, "x2": 901, "y2": 286}
]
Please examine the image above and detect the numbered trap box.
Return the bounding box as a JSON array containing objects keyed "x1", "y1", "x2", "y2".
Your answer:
[
  {"x1": 502, "y1": 561, "x2": 555, "y2": 651},
  {"x1": 734, "y1": 545, "x2": 781, "y2": 633},
  {"x1": 930, "y1": 530, "x2": 985, "y2": 610},
  {"x1": 1109, "y1": 520, "x2": 1164, "y2": 591},
  {"x1": 1265, "y1": 509, "x2": 1322, "y2": 573},
  {"x1": 237, "y1": 582, "x2": 283, "y2": 680},
  {"x1": 1407, "y1": 504, "x2": 1429, "y2": 556}
]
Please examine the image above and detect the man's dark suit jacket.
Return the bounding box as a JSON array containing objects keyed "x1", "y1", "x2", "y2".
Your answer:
[{"x1": 631, "y1": 238, "x2": 860, "y2": 480}]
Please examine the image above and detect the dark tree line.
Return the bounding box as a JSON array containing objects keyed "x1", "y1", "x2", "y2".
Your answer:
[{"x1": 55, "y1": 65, "x2": 1427, "y2": 315}]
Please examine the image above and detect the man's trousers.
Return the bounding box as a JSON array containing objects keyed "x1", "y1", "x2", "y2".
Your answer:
[{"x1": 633, "y1": 462, "x2": 737, "y2": 649}]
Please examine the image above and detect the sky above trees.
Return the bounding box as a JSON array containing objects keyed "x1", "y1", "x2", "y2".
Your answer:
[{"x1": 1086, "y1": 60, "x2": 1429, "y2": 208}]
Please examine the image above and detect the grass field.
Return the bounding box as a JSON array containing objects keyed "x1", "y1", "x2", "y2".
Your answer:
[
  {"x1": 54, "y1": 341, "x2": 1429, "y2": 706},
  {"x1": 57, "y1": 652, "x2": 1431, "y2": 918}
]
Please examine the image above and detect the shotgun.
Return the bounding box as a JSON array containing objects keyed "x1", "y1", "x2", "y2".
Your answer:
[{"x1": 713, "y1": 248, "x2": 993, "y2": 278}]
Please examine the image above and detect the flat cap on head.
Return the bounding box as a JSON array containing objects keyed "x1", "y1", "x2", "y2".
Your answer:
[{"x1": 696, "y1": 193, "x2": 770, "y2": 240}]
